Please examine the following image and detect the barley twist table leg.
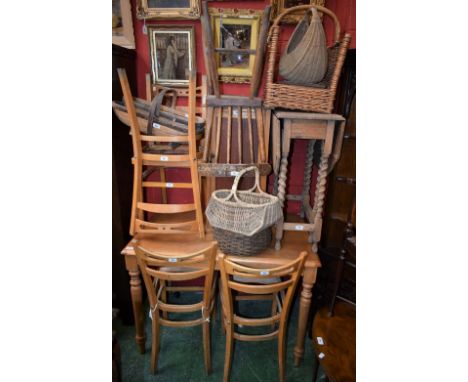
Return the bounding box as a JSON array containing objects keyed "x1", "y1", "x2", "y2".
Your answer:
[
  {"x1": 129, "y1": 268, "x2": 146, "y2": 354},
  {"x1": 300, "y1": 140, "x2": 315, "y2": 218},
  {"x1": 294, "y1": 267, "x2": 317, "y2": 367},
  {"x1": 275, "y1": 156, "x2": 288, "y2": 250},
  {"x1": 310, "y1": 149, "x2": 329, "y2": 252}
]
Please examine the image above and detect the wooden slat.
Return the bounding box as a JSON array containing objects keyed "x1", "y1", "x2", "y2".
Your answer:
[
  {"x1": 142, "y1": 181, "x2": 193, "y2": 189},
  {"x1": 135, "y1": 218, "x2": 198, "y2": 232},
  {"x1": 137, "y1": 202, "x2": 195, "y2": 214},
  {"x1": 200, "y1": 1, "x2": 219, "y2": 96},
  {"x1": 214, "y1": 106, "x2": 222, "y2": 163},
  {"x1": 233, "y1": 331, "x2": 279, "y2": 342},
  {"x1": 141, "y1": 153, "x2": 190, "y2": 162},
  {"x1": 207, "y1": 95, "x2": 262, "y2": 108},
  {"x1": 157, "y1": 300, "x2": 203, "y2": 313},
  {"x1": 228, "y1": 279, "x2": 292, "y2": 295},
  {"x1": 247, "y1": 108, "x2": 254, "y2": 162},
  {"x1": 197, "y1": 163, "x2": 271, "y2": 177},
  {"x1": 250, "y1": 5, "x2": 272, "y2": 98},
  {"x1": 234, "y1": 313, "x2": 280, "y2": 327},
  {"x1": 202, "y1": 106, "x2": 215, "y2": 162},
  {"x1": 283, "y1": 222, "x2": 315, "y2": 232},
  {"x1": 140, "y1": 135, "x2": 189, "y2": 143},
  {"x1": 237, "y1": 106, "x2": 242, "y2": 163},
  {"x1": 256, "y1": 108, "x2": 266, "y2": 162},
  {"x1": 227, "y1": 106, "x2": 232, "y2": 163},
  {"x1": 160, "y1": 317, "x2": 206, "y2": 328}
]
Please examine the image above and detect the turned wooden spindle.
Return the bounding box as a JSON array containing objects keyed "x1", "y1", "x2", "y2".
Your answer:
[
  {"x1": 310, "y1": 150, "x2": 329, "y2": 251},
  {"x1": 300, "y1": 139, "x2": 316, "y2": 218}
]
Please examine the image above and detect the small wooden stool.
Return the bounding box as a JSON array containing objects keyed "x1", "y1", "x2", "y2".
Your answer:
[{"x1": 272, "y1": 111, "x2": 345, "y2": 251}]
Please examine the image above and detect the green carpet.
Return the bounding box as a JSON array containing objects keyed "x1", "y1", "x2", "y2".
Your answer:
[{"x1": 114, "y1": 292, "x2": 326, "y2": 382}]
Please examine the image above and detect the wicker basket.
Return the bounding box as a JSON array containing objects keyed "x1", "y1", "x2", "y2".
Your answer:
[
  {"x1": 213, "y1": 226, "x2": 272, "y2": 256},
  {"x1": 206, "y1": 166, "x2": 282, "y2": 256},
  {"x1": 264, "y1": 4, "x2": 351, "y2": 113}
]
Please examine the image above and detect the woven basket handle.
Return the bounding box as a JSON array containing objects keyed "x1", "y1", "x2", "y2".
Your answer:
[
  {"x1": 271, "y1": 5, "x2": 341, "y2": 44},
  {"x1": 221, "y1": 166, "x2": 269, "y2": 206},
  {"x1": 146, "y1": 88, "x2": 178, "y2": 135}
]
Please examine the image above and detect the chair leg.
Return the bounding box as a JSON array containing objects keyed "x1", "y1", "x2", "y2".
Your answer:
[
  {"x1": 278, "y1": 325, "x2": 286, "y2": 382},
  {"x1": 150, "y1": 311, "x2": 160, "y2": 374},
  {"x1": 271, "y1": 293, "x2": 278, "y2": 330},
  {"x1": 202, "y1": 321, "x2": 212, "y2": 375},
  {"x1": 223, "y1": 328, "x2": 234, "y2": 382},
  {"x1": 160, "y1": 280, "x2": 168, "y2": 319}
]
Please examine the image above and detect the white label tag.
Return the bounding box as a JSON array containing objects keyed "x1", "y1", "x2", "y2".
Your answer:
[
  {"x1": 317, "y1": 337, "x2": 324, "y2": 345},
  {"x1": 142, "y1": 24, "x2": 148, "y2": 35},
  {"x1": 295, "y1": 225, "x2": 304, "y2": 231},
  {"x1": 318, "y1": 352, "x2": 325, "y2": 359},
  {"x1": 160, "y1": 156, "x2": 169, "y2": 161},
  {"x1": 148, "y1": 309, "x2": 152, "y2": 320},
  {"x1": 185, "y1": 113, "x2": 188, "y2": 118},
  {"x1": 260, "y1": 271, "x2": 270, "y2": 276},
  {"x1": 230, "y1": 171, "x2": 239, "y2": 176},
  {"x1": 166, "y1": 182, "x2": 174, "y2": 188},
  {"x1": 152, "y1": 122, "x2": 161, "y2": 129},
  {"x1": 168, "y1": 258, "x2": 177, "y2": 263}
]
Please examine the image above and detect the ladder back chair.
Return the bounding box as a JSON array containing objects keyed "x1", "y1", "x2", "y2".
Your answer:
[
  {"x1": 134, "y1": 241, "x2": 218, "y2": 375},
  {"x1": 218, "y1": 253, "x2": 307, "y2": 382},
  {"x1": 117, "y1": 68, "x2": 205, "y2": 238}
]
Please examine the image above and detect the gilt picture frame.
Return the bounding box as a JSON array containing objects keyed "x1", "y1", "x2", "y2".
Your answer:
[
  {"x1": 271, "y1": 0, "x2": 325, "y2": 23},
  {"x1": 137, "y1": 0, "x2": 201, "y2": 20},
  {"x1": 112, "y1": 0, "x2": 135, "y2": 49},
  {"x1": 148, "y1": 25, "x2": 196, "y2": 86},
  {"x1": 209, "y1": 8, "x2": 262, "y2": 84}
]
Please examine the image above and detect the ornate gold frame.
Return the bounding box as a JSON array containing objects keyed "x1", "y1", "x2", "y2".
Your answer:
[
  {"x1": 271, "y1": 0, "x2": 325, "y2": 23},
  {"x1": 147, "y1": 25, "x2": 196, "y2": 86},
  {"x1": 137, "y1": 0, "x2": 200, "y2": 20},
  {"x1": 209, "y1": 8, "x2": 262, "y2": 84}
]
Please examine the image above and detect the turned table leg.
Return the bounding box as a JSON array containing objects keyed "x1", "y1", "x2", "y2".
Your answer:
[
  {"x1": 300, "y1": 140, "x2": 315, "y2": 219},
  {"x1": 125, "y1": 255, "x2": 146, "y2": 354},
  {"x1": 294, "y1": 266, "x2": 317, "y2": 367},
  {"x1": 275, "y1": 121, "x2": 291, "y2": 250}
]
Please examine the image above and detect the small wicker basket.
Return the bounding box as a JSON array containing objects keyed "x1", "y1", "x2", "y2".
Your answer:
[
  {"x1": 264, "y1": 4, "x2": 351, "y2": 113},
  {"x1": 206, "y1": 166, "x2": 282, "y2": 256}
]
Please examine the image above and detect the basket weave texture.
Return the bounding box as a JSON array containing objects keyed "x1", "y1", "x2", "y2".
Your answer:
[
  {"x1": 206, "y1": 166, "x2": 282, "y2": 256},
  {"x1": 264, "y1": 4, "x2": 351, "y2": 113}
]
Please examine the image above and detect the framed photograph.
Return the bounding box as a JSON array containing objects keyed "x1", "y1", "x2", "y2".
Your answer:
[
  {"x1": 112, "y1": 0, "x2": 135, "y2": 49},
  {"x1": 148, "y1": 26, "x2": 196, "y2": 86},
  {"x1": 137, "y1": 0, "x2": 200, "y2": 20},
  {"x1": 210, "y1": 8, "x2": 263, "y2": 84},
  {"x1": 271, "y1": 0, "x2": 325, "y2": 23}
]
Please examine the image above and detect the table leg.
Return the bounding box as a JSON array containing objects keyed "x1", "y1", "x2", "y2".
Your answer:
[
  {"x1": 294, "y1": 266, "x2": 317, "y2": 367},
  {"x1": 125, "y1": 254, "x2": 146, "y2": 354}
]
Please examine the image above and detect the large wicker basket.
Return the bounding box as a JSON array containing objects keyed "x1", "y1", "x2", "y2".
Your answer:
[
  {"x1": 264, "y1": 4, "x2": 351, "y2": 113},
  {"x1": 206, "y1": 166, "x2": 282, "y2": 256}
]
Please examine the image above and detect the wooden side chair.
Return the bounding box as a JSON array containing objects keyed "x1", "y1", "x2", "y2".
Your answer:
[
  {"x1": 117, "y1": 68, "x2": 205, "y2": 238},
  {"x1": 134, "y1": 241, "x2": 218, "y2": 375},
  {"x1": 218, "y1": 253, "x2": 307, "y2": 382}
]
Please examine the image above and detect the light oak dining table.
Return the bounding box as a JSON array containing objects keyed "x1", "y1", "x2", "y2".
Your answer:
[{"x1": 121, "y1": 229, "x2": 321, "y2": 367}]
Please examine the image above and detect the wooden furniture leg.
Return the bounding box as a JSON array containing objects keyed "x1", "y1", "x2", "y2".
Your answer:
[
  {"x1": 125, "y1": 254, "x2": 146, "y2": 354},
  {"x1": 294, "y1": 266, "x2": 317, "y2": 367},
  {"x1": 300, "y1": 139, "x2": 316, "y2": 219},
  {"x1": 275, "y1": 120, "x2": 291, "y2": 250}
]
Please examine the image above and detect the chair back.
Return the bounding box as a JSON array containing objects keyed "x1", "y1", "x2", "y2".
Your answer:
[
  {"x1": 219, "y1": 253, "x2": 307, "y2": 340},
  {"x1": 135, "y1": 241, "x2": 217, "y2": 326}
]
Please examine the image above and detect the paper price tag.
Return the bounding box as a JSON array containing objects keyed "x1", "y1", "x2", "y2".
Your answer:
[
  {"x1": 318, "y1": 352, "x2": 325, "y2": 359},
  {"x1": 317, "y1": 337, "x2": 324, "y2": 345},
  {"x1": 160, "y1": 156, "x2": 169, "y2": 161},
  {"x1": 152, "y1": 123, "x2": 161, "y2": 129},
  {"x1": 260, "y1": 271, "x2": 270, "y2": 276},
  {"x1": 230, "y1": 171, "x2": 239, "y2": 176},
  {"x1": 166, "y1": 183, "x2": 174, "y2": 188},
  {"x1": 295, "y1": 225, "x2": 304, "y2": 231},
  {"x1": 168, "y1": 258, "x2": 177, "y2": 263}
]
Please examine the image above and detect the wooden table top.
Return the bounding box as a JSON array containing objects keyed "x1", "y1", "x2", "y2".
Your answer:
[
  {"x1": 312, "y1": 302, "x2": 356, "y2": 382},
  {"x1": 121, "y1": 229, "x2": 321, "y2": 269}
]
